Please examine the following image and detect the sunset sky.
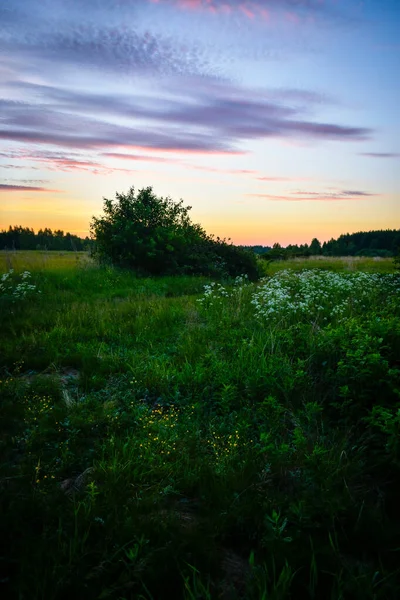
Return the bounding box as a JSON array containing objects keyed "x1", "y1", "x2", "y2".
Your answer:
[{"x1": 0, "y1": 0, "x2": 399, "y2": 245}]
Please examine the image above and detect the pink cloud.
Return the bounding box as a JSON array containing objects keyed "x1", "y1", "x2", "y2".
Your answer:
[
  {"x1": 285, "y1": 11, "x2": 300, "y2": 24},
  {"x1": 219, "y1": 4, "x2": 232, "y2": 15},
  {"x1": 240, "y1": 4, "x2": 255, "y2": 19},
  {"x1": 185, "y1": 164, "x2": 257, "y2": 174},
  {"x1": 257, "y1": 176, "x2": 314, "y2": 182},
  {"x1": 15, "y1": 151, "x2": 138, "y2": 176},
  {"x1": 149, "y1": 0, "x2": 270, "y2": 20},
  {"x1": 177, "y1": 0, "x2": 203, "y2": 10},
  {"x1": 27, "y1": 155, "x2": 108, "y2": 173},
  {"x1": 120, "y1": 145, "x2": 247, "y2": 156},
  {"x1": 102, "y1": 152, "x2": 175, "y2": 163}
]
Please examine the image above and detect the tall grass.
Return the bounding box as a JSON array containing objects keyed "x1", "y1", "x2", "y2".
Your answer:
[
  {"x1": 261, "y1": 255, "x2": 395, "y2": 275},
  {"x1": 1, "y1": 251, "x2": 399, "y2": 599}
]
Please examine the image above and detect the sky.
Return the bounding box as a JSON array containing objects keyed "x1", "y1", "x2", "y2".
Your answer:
[{"x1": 0, "y1": 0, "x2": 399, "y2": 245}]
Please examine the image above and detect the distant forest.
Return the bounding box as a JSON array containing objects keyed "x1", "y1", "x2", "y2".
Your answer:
[
  {"x1": 1, "y1": 226, "x2": 399, "y2": 257},
  {"x1": 244, "y1": 229, "x2": 400, "y2": 258},
  {"x1": 0, "y1": 226, "x2": 91, "y2": 251}
]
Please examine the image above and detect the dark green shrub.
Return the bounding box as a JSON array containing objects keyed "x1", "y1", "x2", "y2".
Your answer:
[
  {"x1": 260, "y1": 243, "x2": 288, "y2": 262},
  {"x1": 394, "y1": 247, "x2": 400, "y2": 270},
  {"x1": 90, "y1": 186, "x2": 260, "y2": 280},
  {"x1": 208, "y1": 238, "x2": 261, "y2": 281}
]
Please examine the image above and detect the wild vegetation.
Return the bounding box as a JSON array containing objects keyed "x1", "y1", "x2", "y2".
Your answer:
[
  {"x1": 0, "y1": 226, "x2": 91, "y2": 251},
  {"x1": 1, "y1": 188, "x2": 399, "y2": 599},
  {"x1": 3, "y1": 210, "x2": 399, "y2": 263},
  {"x1": 90, "y1": 186, "x2": 260, "y2": 280},
  {"x1": 246, "y1": 229, "x2": 400, "y2": 259},
  {"x1": 1, "y1": 245, "x2": 399, "y2": 599}
]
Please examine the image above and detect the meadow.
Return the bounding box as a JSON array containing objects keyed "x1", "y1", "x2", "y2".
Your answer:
[{"x1": 1, "y1": 251, "x2": 399, "y2": 600}]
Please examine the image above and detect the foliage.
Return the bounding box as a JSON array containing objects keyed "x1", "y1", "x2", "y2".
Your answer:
[
  {"x1": 309, "y1": 237, "x2": 322, "y2": 255},
  {"x1": 260, "y1": 255, "x2": 397, "y2": 277},
  {"x1": 394, "y1": 246, "x2": 400, "y2": 270},
  {"x1": 206, "y1": 236, "x2": 261, "y2": 280},
  {"x1": 0, "y1": 253, "x2": 400, "y2": 599},
  {"x1": 91, "y1": 186, "x2": 261, "y2": 279},
  {"x1": 250, "y1": 270, "x2": 398, "y2": 323},
  {"x1": 259, "y1": 242, "x2": 288, "y2": 262},
  {"x1": 0, "y1": 225, "x2": 90, "y2": 251},
  {"x1": 0, "y1": 268, "x2": 41, "y2": 307},
  {"x1": 245, "y1": 229, "x2": 400, "y2": 258}
]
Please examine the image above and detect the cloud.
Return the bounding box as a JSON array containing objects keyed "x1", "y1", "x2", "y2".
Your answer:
[
  {"x1": 102, "y1": 152, "x2": 175, "y2": 163},
  {"x1": 291, "y1": 189, "x2": 374, "y2": 197},
  {"x1": 0, "y1": 2, "x2": 218, "y2": 80},
  {"x1": 103, "y1": 151, "x2": 263, "y2": 176},
  {"x1": 183, "y1": 164, "x2": 256, "y2": 174},
  {"x1": 257, "y1": 176, "x2": 311, "y2": 182},
  {"x1": 0, "y1": 0, "x2": 360, "y2": 100},
  {"x1": 102, "y1": 153, "x2": 282, "y2": 179},
  {"x1": 359, "y1": 152, "x2": 400, "y2": 158},
  {"x1": 0, "y1": 1, "x2": 372, "y2": 170},
  {"x1": 0, "y1": 150, "x2": 26, "y2": 159},
  {"x1": 0, "y1": 148, "x2": 103, "y2": 170},
  {"x1": 0, "y1": 79, "x2": 372, "y2": 160},
  {"x1": 148, "y1": 0, "x2": 339, "y2": 21},
  {"x1": 0, "y1": 127, "x2": 241, "y2": 154},
  {"x1": 0, "y1": 184, "x2": 62, "y2": 192},
  {"x1": 2, "y1": 178, "x2": 49, "y2": 184},
  {"x1": 265, "y1": 88, "x2": 337, "y2": 107},
  {"x1": 0, "y1": 164, "x2": 36, "y2": 170},
  {"x1": 11, "y1": 148, "x2": 257, "y2": 178},
  {"x1": 6, "y1": 78, "x2": 337, "y2": 122},
  {"x1": 25, "y1": 151, "x2": 118, "y2": 174},
  {"x1": 0, "y1": 148, "x2": 139, "y2": 175},
  {"x1": 277, "y1": 121, "x2": 369, "y2": 140},
  {"x1": 340, "y1": 190, "x2": 375, "y2": 197},
  {"x1": 248, "y1": 189, "x2": 376, "y2": 201}
]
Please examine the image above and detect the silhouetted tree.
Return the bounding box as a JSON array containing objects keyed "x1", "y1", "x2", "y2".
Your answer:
[{"x1": 310, "y1": 238, "x2": 322, "y2": 255}]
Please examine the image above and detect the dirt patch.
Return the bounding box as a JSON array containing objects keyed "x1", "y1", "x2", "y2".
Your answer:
[
  {"x1": 19, "y1": 367, "x2": 80, "y2": 386},
  {"x1": 218, "y1": 548, "x2": 251, "y2": 600},
  {"x1": 60, "y1": 467, "x2": 94, "y2": 497}
]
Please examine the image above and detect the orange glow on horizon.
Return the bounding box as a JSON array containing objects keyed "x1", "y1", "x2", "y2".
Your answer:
[{"x1": 1, "y1": 188, "x2": 398, "y2": 247}]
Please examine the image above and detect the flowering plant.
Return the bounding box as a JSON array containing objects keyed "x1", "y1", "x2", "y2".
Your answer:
[{"x1": 0, "y1": 269, "x2": 41, "y2": 304}]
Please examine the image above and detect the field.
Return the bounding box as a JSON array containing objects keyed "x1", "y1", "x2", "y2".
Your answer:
[
  {"x1": 264, "y1": 255, "x2": 396, "y2": 275},
  {"x1": 1, "y1": 251, "x2": 400, "y2": 599}
]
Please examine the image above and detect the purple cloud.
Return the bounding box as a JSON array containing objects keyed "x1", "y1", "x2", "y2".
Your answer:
[
  {"x1": 0, "y1": 148, "x2": 140, "y2": 175},
  {"x1": 0, "y1": 184, "x2": 62, "y2": 192},
  {"x1": 0, "y1": 2, "x2": 218, "y2": 80},
  {"x1": 291, "y1": 189, "x2": 374, "y2": 197},
  {"x1": 248, "y1": 189, "x2": 376, "y2": 201},
  {"x1": 102, "y1": 152, "x2": 175, "y2": 163},
  {"x1": 0, "y1": 79, "x2": 372, "y2": 159},
  {"x1": 2, "y1": 178, "x2": 49, "y2": 184},
  {"x1": 359, "y1": 152, "x2": 400, "y2": 158},
  {"x1": 0, "y1": 0, "x2": 376, "y2": 177},
  {"x1": 0, "y1": 164, "x2": 34, "y2": 170}
]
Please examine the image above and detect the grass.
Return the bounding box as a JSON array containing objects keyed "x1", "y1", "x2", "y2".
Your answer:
[
  {"x1": 260, "y1": 255, "x2": 395, "y2": 275},
  {"x1": 1, "y1": 251, "x2": 399, "y2": 599}
]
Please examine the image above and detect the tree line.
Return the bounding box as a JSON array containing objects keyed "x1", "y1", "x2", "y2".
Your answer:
[
  {"x1": 0, "y1": 226, "x2": 91, "y2": 251},
  {"x1": 2, "y1": 198, "x2": 399, "y2": 268},
  {"x1": 245, "y1": 229, "x2": 400, "y2": 259}
]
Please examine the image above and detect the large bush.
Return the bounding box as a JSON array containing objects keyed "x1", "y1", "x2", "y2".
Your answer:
[{"x1": 91, "y1": 186, "x2": 260, "y2": 280}]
